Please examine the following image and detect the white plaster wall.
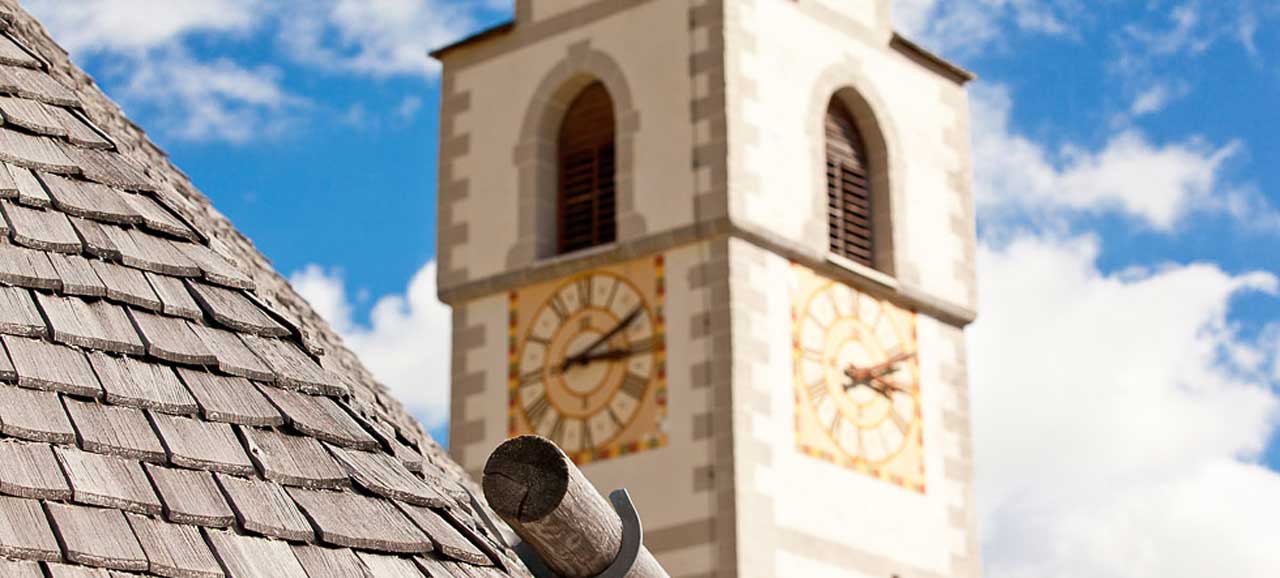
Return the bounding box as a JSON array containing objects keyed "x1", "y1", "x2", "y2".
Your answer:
[
  {"x1": 455, "y1": 293, "x2": 510, "y2": 469},
  {"x1": 528, "y1": 0, "x2": 598, "y2": 22},
  {"x1": 450, "y1": 0, "x2": 698, "y2": 283},
  {"x1": 813, "y1": 0, "x2": 889, "y2": 32},
  {"x1": 729, "y1": 240, "x2": 966, "y2": 577},
  {"x1": 731, "y1": 0, "x2": 974, "y2": 309}
]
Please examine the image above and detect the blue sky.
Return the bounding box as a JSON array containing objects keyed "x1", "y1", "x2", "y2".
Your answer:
[{"x1": 25, "y1": 1, "x2": 1280, "y2": 576}]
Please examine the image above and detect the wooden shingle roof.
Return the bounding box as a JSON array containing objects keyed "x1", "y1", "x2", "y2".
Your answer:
[{"x1": 0, "y1": 2, "x2": 527, "y2": 577}]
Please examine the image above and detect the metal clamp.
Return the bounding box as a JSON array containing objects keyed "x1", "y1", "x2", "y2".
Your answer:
[{"x1": 515, "y1": 489, "x2": 643, "y2": 578}]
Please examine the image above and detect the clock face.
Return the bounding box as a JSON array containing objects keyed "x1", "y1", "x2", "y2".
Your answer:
[
  {"x1": 791, "y1": 264, "x2": 926, "y2": 492},
  {"x1": 508, "y1": 255, "x2": 667, "y2": 464}
]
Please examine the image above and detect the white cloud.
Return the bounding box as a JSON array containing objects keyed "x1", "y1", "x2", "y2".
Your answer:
[
  {"x1": 23, "y1": 0, "x2": 264, "y2": 54},
  {"x1": 290, "y1": 262, "x2": 452, "y2": 429},
  {"x1": 891, "y1": 0, "x2": 1077, "y2": 57},
  {"x1": 972, "y1": 234, "x2": 1280, "y2": 578},
  {"x1": 971, "y1": 84, "x2": 1265, "y2": 231}
]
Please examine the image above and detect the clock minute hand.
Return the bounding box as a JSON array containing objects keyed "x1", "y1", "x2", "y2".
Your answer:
[{"x1": 560, "y1": 306, "x2": 643, "y2": 370}]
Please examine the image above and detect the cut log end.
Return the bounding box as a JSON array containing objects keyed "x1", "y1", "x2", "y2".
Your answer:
[{"x1": 482, "y1": 435, "x2": 572, "y2": 523}]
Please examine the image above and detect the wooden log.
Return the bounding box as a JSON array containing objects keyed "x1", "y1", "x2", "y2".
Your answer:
[{"x1": 482, "y1": 436, "x2": 669, "y2": 578}]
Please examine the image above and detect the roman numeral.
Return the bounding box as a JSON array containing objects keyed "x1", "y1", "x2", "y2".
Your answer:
[
  {"x1": 576, "y1": 277, "x2": 592, "y2": 306},
  {"x1": 807, "y1": 378, "x2": 827, "y2": 401},
  {"x1": 549, "y1": 296, "x2": 570, "y2": 321},
  {"x1": 620, "y1": 372, "x2": 648, "y2": 399},
  {"x1": 519, "y1": 370, "x2": 542, "y2": 388},
  {"x1": 547, "y1": 415, "x2": 565, "y2": 441},
  {"x1": 524, "y1": 394, "x2": 551, "y2": 426}
]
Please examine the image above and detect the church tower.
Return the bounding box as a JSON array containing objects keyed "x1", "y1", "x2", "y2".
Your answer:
[{"x1": 433, "y1": 1, "x2": 980, "y2": 577}]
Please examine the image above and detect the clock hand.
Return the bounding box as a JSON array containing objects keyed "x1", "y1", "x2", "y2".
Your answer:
[
  {"x1": 560, "y1": 306, "x2": 643, "y2": 371},
  {"x1": 552, "y1": 339, "x2": 655, "y2": 375},
  {"x1": 843, "y1": 350, "x2": 916, "y2": 395}
]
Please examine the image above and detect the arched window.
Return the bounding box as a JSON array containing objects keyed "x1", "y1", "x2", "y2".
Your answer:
[
  {"x1": 557, "y1": 81, "x2": 616, "y2": 254},
  {"x1": 825, "y1": 99, "x2": 876, "y2": 269}
]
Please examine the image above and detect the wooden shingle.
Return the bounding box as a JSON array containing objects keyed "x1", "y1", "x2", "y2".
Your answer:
[
  {"x1": 91, "y1": 260, "x2": 162, "y2": 311},
  {"x1": 176, "y1": 241, "x2": 255, "y2": 290},
  {"x1": 46, "y1": 252, "x2": 107, "y2": 297},
  {"x1": 55, "y1": 108, "x2": 113, "y2": 150},
  {"x1": 68, "y1": 216, "x2": 120, "y2": 260},
  {"x1": 145, "y1": 272, "x2": 202, "y2": 320},
  {"x1": 260, "y1": 386, "x2": 378, "y2": 450},
  {"x1": 39, "y1": 173, "x2": 140, "y2": 225},
  {"x1": 0, "y1": 161, "x2": 13, "y2": 198},
  {"x1": 242, "y1": 335, "x2": 347, "y2": 396},
  {"x1": 45, "y1": 502, "x2": 148, "y2": 571},
  {"x1": 398, "y1": 504, "x2": 492, "y2": 566},
  {"x1": 54, "y1": 447, "x2": 162, "y2": 515},
  {"x1": 0, "y1": 125, "x2": 76, "y2": 173},
  {"x1": 0, "y1": 385, "x2": 75, "y2": 443},
  {"x1": 67, "y1": 148, "x2": 157, "y2": 192},
  {"x1": 0, "y1": 441, "x2": 71, "y2": 499},
  {"x1": 288, "y1": 487, "x2": 432, "y2": 554},
  {"x1": 122, "y1": 192, "x2": 195, "y2": 240},
  {"x1": 329, "y1": 445, "x2": 447, "y2": 507},
  {"x1": 64, "y1": 399, "x2": 166, "y2": 463},
  {"x1": 87, "y1": 351, "x2": 197, "y2": 415},
  {"x1": 190, "y1": 324, "x2": 273, "y2": 382},
  {"x1": 149, "y1": 412, "x2": 253, "y2": 476},
  {"x1": 126, "y1": 513, "x2": 225, "y2": 578},
  {"x1": 35, "y1": 293, "x2": 145, "y2": 355},
  {"x1": 0, "y1": 34, "x2": 40, "y2": 70},
  {"x1": 0, "y1": 558, "x2": 43, "y2": 578},
  {"x1": 0, "y1": 285, "x2": 45, "y2": 337},
  {"x1": 44, "y1": 563, "x2": 113, "y2": 578},
  {"x1": 0, "y1": 338, "x2": 12, "y2": 380},
  {"x1": 2, "y1": 199, "x2": 81, "y2": 253},
  {"x1": 241, "y1": 427, "x2": 347, "y2": 490},
  {"x1": 357, "y1": 552, "x2": 429, "y2": 578},
  {"x1": 101, "y1": 226, "x2": 199, "y2": 277},
  {"x1": 216, "y1": 474, "x2": 314, "y2": 542},
  {"x1": 0, "y1": 495, "x2": 61, "y2": 561},
  {"x1": 188, "y1": 282, "x2": 288, "y2": 337},
  {"x1": 0, "y1": 66, "x2": 79, "y2": 107},
  {"x1": 128, "y1": 309, "x2": 216, "y2": 365},
  {"x1": 0, "y1": 239, "x2": 57, "y2": 289},
  {"x1": 414, "y1": 555, "x2": 464, "y2": 578},
  {"x1": 292, "y1": 545, "x2": 373, "y2": 578},
  {"x1": 144, "y1": 464, "x2": 234, "y2": 528},
  {"x1": 2, "y1": 336, "x2": 102, "y2": 397},
  {"x1": 204, "y1": 529, "x2": 309, "y2": 578},
  {"x1": 0, "y1": 95, "x2": 66, "y2": 136},
  {"x1": 7, "y1": 163, "x2": 48, "y2": 207},
  {"x1": 177, "y1": 368, "x2": 282, "y2": 427}
]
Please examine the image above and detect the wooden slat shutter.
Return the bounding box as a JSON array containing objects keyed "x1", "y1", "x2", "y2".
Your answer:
[
  {"x1": 825, "y1": 101, "x2": 874, "y2": 268},
  {"x1": 557, "y1": 82, "x2": 617, "y2": 254}
]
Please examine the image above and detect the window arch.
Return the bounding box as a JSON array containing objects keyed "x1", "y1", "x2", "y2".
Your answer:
[
  {"x1": 825, "y1": 98, "x2": 878, "y2": 269},
  {"x1": 556, "y1": 81, "x2": 616, "y2": 255}
]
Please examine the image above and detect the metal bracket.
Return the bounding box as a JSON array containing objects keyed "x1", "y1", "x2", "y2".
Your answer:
[{"x1": 516, "y1": 489, "x2": 643, "y2": 578}]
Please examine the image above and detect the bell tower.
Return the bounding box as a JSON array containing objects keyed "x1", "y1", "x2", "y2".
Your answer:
[{"x1": 433, "y1": 1, "x2": 980, "y2": 577}]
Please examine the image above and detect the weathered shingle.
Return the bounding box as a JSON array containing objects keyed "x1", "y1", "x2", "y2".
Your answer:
[
  {"x1": 45, "y1": 563, "x2": 113, "y2": 578},
  {"x1": 68, "y1": 216, "x2": 119, "y2": 260},
  {"x1": 87, "y1": 351, "x2": 198, "y2": 415},
  {"x1": 145, "y1": 272, "x2": 203, "y2": 320},
  {"x1": 0, "y1": 385, "x2": 75, "y2": 443},
  {"x1": 241, "y1": 427, "x2": 347, "y2": 490},
  {"x1": 0, "y1": 65, "x2": 78, "y2": 107},
  {"x1": 122, "y1": 192, "x2": 195, "y2": 240},
  {"x1": 177, "y1": 368, "x2": 282, "y2": 427},
  {"x1": 0, "y1": 494, "x2": 61, "y2": 561},
  {"x1": 291, "y1": 545, "x2": 373, "y2": 578},
  {"x1": 67, "y1": 147, "x2": 157, "y2": 192},
  {"x1": 7, "y1": 163, "x2": 48, "y2": 207},
  {"x1": 2, "y1": 336, "x2": 102, "y2": 397},
  {"x1": 0, "y1": 95, "x2": 66, "y2": 136},
  {"x1": 56, "y1": 108, "x2": 113, "y2": 150},
  {"x1": 0, "y1": 338, "x2": 12, "y2": 380},
  {"x1": 0, "y1": 558, "x2": 43, "y2": 578},
  {"x1": 243, "y1": 335, "x2": 347, "y2": 396},
  {"x1": 289, "y1": 487, "x2": 432, "y2": 554},
  {"x1": 144, "y1": 464, "x2": 235, "y2": 528},
  {"x1": 175, "y1": 241, "x2": 254, "y2": 290},
  {"x1": 0, "y1": 441, "x2": 71, "y2": 499},
  {"x1": 91, "y1": 260, "x2": 162, "y2": 311},
  {"x1": 45, "y1": 502, "x2": 148, "y2": 571},
  {"x1": 0, "y1": 239, "x2": 58, "y2": 288},
  {"x1": 126, "y1": 513, "x2": 225, "y2": 578},
  {"x1": 0, "y1": 125, "x2": 76, "y2": 173},
  {"x1": 55, "y1": 447, "x2": 162, "y2": 515},
  {"x1": 330, "y1": 445, "x2": 447, "y2": 507},
  {"x1": 64, "y1": 399, "x2": 166, "y2": 463},
  {"x1": 149, "y1": 412, "x2": 254, "y2": 476},
  {"x1": 357, "y1": 552, "x2": 429, "y2": 578},
  {"x1": 35, "y1": 293, "x2": 144, "y2": 355},
  {"x1": 46, "y1": 252, "x2": 107, "y2": 297},
  {"x1": 205, "y1": 529, "x2": 310, "y2": 578},
  {"x1": 0, "y1": 284, "x2": 45, "y2": 337},
  {"x1": 2, "y1": 199, "x2": 82, "y2": 253},
  {"x1": 216, "y1": 474, "x2": 314, "y2": 542},
  {"x1": 398, "y1": 504, "x2": 493, "y2": 566},
  {"x1": 188, "y1": 281, "x2": 288, "y2": 337},
  {"x1": 39, "y1": 172, "x2": 140, "y2": 225},
  {"x1": 190, "y1": 324, "x2": 273, "y2": 382},
  {"x1": 260, "y1": 386, "x2": 378, "y2": 450},
  {"x1": 102, "y1": 226, "x2": 200, "y2": 277},
  {"x1": 0, "y1": 34, "x2": 41, "y2": 69},
  {"x1": 128, "y1": 309, "x2": 216, "y2": 365}
]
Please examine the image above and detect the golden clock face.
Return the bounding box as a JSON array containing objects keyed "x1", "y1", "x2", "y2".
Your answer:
[
  {"x1": 508, "y1": 255, "x2": 667, "y2": 464},
  {"x1": 791, "y1": 264, "x2": 925, "y2": 492}
]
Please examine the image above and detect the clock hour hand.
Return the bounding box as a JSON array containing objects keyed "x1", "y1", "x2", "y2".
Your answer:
[
  {"x1": 559, "y1": 306, "x2": 643, "y2": 371},
  {"x1": 843, "y1": 351, "x2": 916, "y2": 397},
  {"x1": 553, "y1": 338, "x2": 655, "y2": 375}
]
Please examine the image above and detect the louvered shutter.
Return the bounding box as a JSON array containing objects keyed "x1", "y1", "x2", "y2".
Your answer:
[
  {"x1": 557, "y1": 82, "x2": 617, "y2": 254},
  {"x1": 825, "y1": 102, "x2": 875, "y2": 268}
]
